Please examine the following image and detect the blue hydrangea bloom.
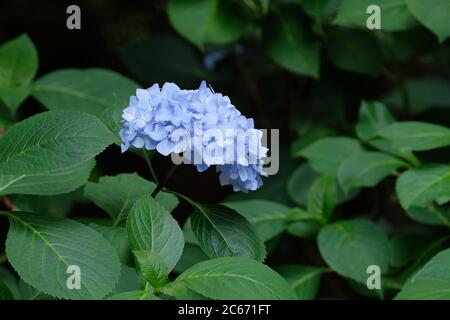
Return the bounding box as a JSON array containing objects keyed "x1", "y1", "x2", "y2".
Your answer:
[{"x1": 120, "y1": 81, "x2": 268, "y2": 192}]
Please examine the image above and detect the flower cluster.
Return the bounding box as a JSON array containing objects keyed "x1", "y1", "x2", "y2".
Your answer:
[{"x1": 119, "y1": 81, "x2": 267, "y2": 192}]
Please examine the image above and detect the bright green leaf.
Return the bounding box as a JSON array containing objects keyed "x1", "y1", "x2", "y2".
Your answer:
[{"x1": 132, "y1": 250, "x2": 169, "y2": 289}]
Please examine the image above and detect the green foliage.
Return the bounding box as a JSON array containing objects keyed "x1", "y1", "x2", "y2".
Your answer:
[
  {"x1": 318, "y1": 219, "x2": 390, "y2": 284},
  {"x1": 406, "y1": 0, "x2": 450, "y2": 43},
  {"x1": 33, "y1": 69, "x2": 138, "y2": 116},
  {"x1": 170, "y1": 257, "x2": 296, "y2": 300},
  {"x1": 276, "y1": 265, "x2": 327, "y2": 299},
  {"x1": 334, "y1": 0, "x2": 417, "y2": 31},
  {"x1": 0, "y1": 34, "x2": 38, "y2": 114},
  {"x1": 0, "y1": 111, "x2": 113, "y2": 196},
  {"x1": 126, "y1": 195, "x2": 184, "y2": 271},
  {"x1": 223, "y1": 200, "x2": 291, "y2": 241},
  {"x1": 84, "y1": 173, "x2": 178, "y2": 225},
  {"x1": 1, "y1": 0, "x2": 450, "y2": 301},
  {"x1": 3, "y1": 211, "x2": 121, "y2": 299},
  {"x1": 168, "y1": 0, "x2": 249, "y2": 49},
  {"x1": 396, "y1": 248, "x2": 450, "y2": 299},
  {"x1": 190, "y1": 202, "x2": 266, "y2": 261},
  {"x1": 264, "y1": 8, "x2": 320, "y2": 78}
]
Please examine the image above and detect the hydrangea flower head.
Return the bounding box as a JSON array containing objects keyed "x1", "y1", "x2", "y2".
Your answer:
[{"x1": 120, "y1": 81, "x2": 268, "y2": 192}]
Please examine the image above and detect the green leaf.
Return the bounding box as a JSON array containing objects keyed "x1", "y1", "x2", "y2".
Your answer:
[
  {"x1": 168, "y1": 0, "x2": 249, "y2": 48},
  {"x1": 334, "y1": 0, "x2": 417, "y2": 31},
  {"x1": 100, "y1": 106, "x2": 122, "y2": 145},
  {"x1": 173, "y1": 243, "x2": 209, "y2": 274},
  {"x1": 223, "y1": 200, "x2": 291, "y2": 241},
  {"x1": 301, "y1": 0, "x2": 329, "y2": 22},
  {"x1": 118, "y1": 35, "x2": 212, "y2": 87},
  {"x1": 32, "y1": 69, "x2": 138, "y2": 116},
  {"x1": 0, "y1": 111, "x2": 114, "y2": 196},
  {"x1": 126, "y1": 195, "x2": 184, "y2": 271},
  {"x1": 287, "y1": 221, "x2": 319, "y2": 239},
  {"x1": 108, "y1": 290, "x2": 158, "y2": 300},
  {"x1": 110, "y1": 265, "x2": 140, "y2": 295},
  {"x1": 327, "y1": 29, "x2": 383, "y2": 75},
  {"x1": 172, "y1": 257, "x2": 296, "y2": 299},
  {"x1": 406, "y1": 0, "x2": 450, "y2": 43},
  {"x1": 356, "y1": 101, "x2": 396, "y2": 140},
  {"x1": 306, "y1": 175, "x2": 337, "y2": 222},
  {"x1": 132, "y1": 250, "x2": 168, "y2": 289},
  {"x1": 355, "y1": 101, "x2": 417, "y2": 162},
  {"x1": 11, "y1": 191, "x2": 82, "y2": 218},
  {"x1": 396, "y1": 164, "x2": 450, "y2": 210},
  {"x1": 299, "y1": 137, "x2": 364, "y2": 175},
  {"x1": 276, "y1": 265, "x2": 326, "y2": 299},
  {"x1": 291, "y1": 126, "x2": 337, "y2": 157},
  {"x1": 0, "y1": 34, "x2": 38, "y2": 114},
  {"x1": 405, "y1": 206, "x2": 450, "y2": 227},
  {"x1": 89, "y1": 223, "x2": 132, "y2": 265},
  {"x1": 338, "y1": 151, "x2": 406, "y2": 192},
  {"x1": 382, "y1": 77, "x2": 450, "y2": 114},
  {"x1": 396, "y1": 248, "x2": 450, "y2": 299},
  {"x1": 4, "y1": 212, "x2": 121, "y2": 299},
  {"x1": 190, "y1": 203, "x2": 266, "y2": 261},
  {"x1": 0, "y1": 267, "x2": 21, "y2": 300},
  {"x1": 377, "y1": 121, "x2": 450, "y2": 151},
  {"x1": 84, "y1": 173, "x2": 179, "y2": 225},
  {"x1": 318, "y1": 219, "x2": 390, "y2": 283},
  {"x1": 287, "y1": 164, "x2": 320, "y2": 206},
  {"x1": 390, "y1": 233, "x2": 439, "y2": 268},
  {"x1": 0, "y1": 281, "x2": 14, "y2": 300},
  {"x1": 264, "y1": 9, "x2": 320, "y2": 78}
]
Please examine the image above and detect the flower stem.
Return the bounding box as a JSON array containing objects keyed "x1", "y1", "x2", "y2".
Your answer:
[
  {"x1": 151, "y1": 165, "x2": 178, "y2": 198},
  {"x1": 142, "y1": 150, "x2": 159, "y2": 184}
]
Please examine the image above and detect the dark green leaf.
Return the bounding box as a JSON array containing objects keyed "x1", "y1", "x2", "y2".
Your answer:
[
  {"x1": 223, "y1": 200, "x2": 291, "y2": 241},
  {"x1": 0, "y1": 111, "x2": 114, "y2": 196},
  {"x1": 264, "y1": 9, "x2": 320, "y2": 78},
  {"x1": 32, "y1": 69, "x2": 138, "y2": 116},
  {"x1": 84, "y1": 173, "x2": 179, "y2": 225},
  {"x1": 4, "y1": 212, "x2": 121, "y2": 299},
  {"x1": 318, "y1": 219, "x2": 390, "y2": 283},
  {"x1": 168, "y1": 0, "x2": 249, "y2": 48},
  {"x1": 172, "y1": 257, "x2": 296, "y2": 299},
  {"x1": 0, "y1": 34, "x2": 38, "y2": 114},
  {"x1": 190, "y1": 203, "x2": 266, "y2": 261}
]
